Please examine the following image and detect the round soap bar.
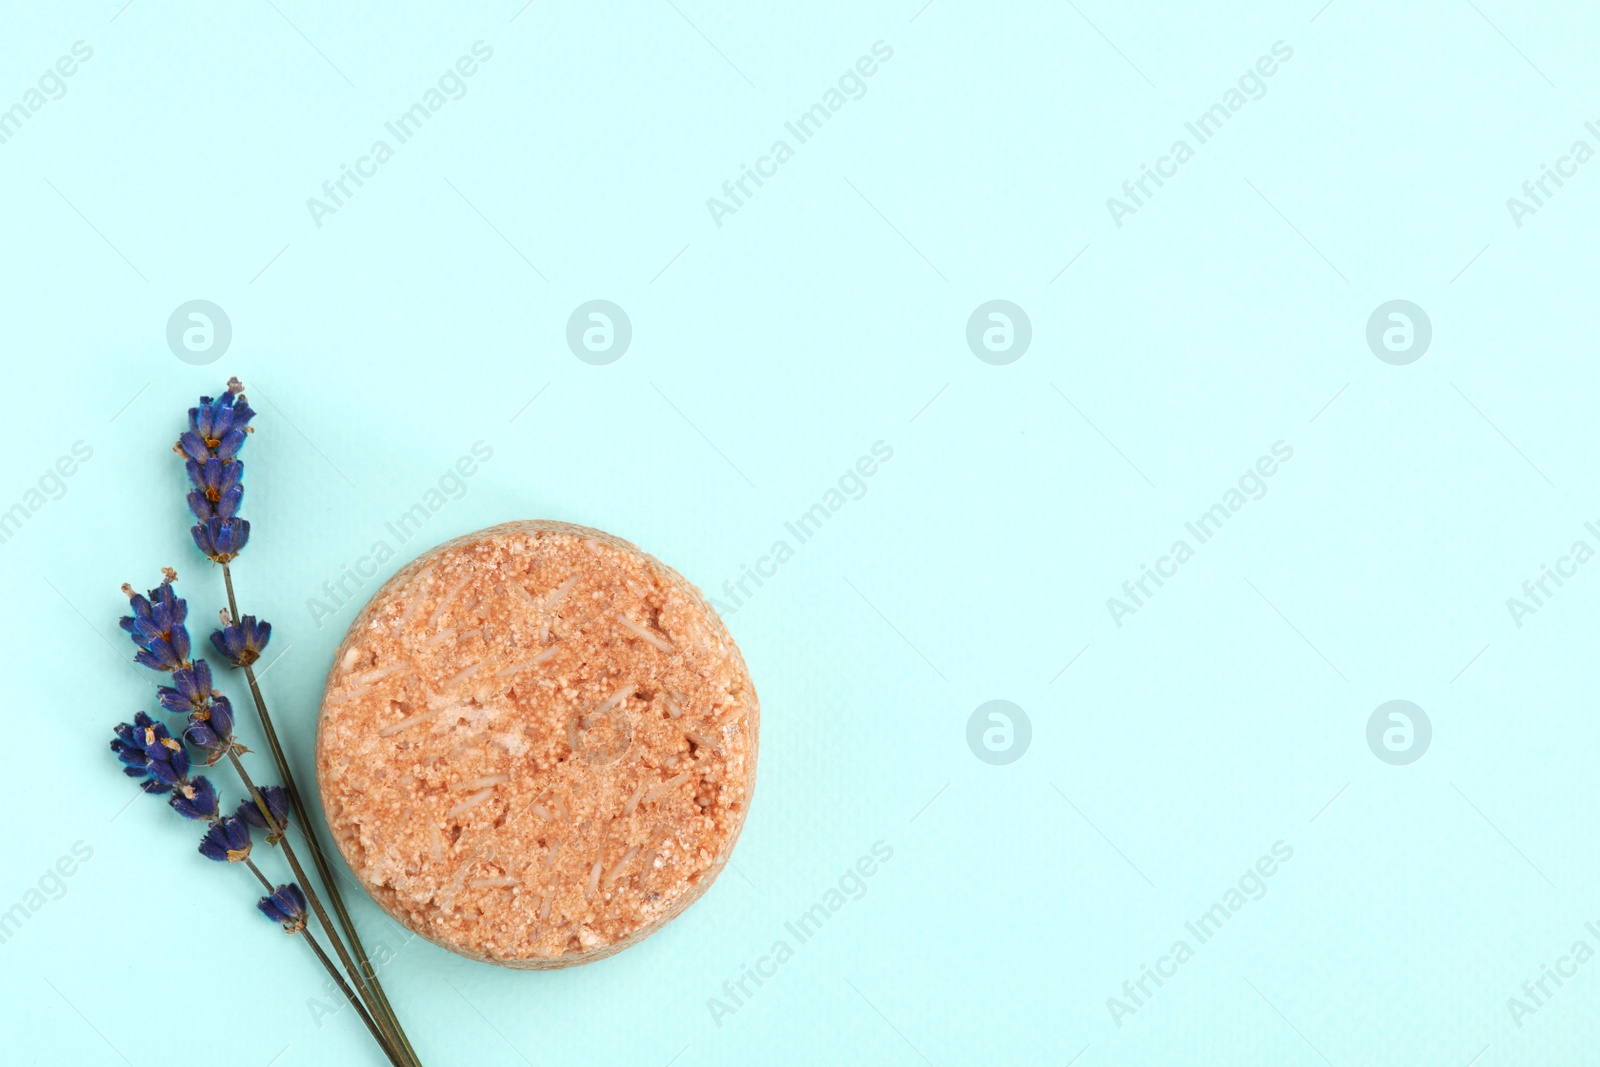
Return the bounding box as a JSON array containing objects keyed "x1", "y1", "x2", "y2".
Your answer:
[{"x1": 315, "y1": 521, "x2": 758, "y2": 968}]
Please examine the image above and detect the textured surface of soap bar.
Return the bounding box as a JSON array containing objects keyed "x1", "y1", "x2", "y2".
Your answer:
[{"x1": 316, "y1": 520, "x2": 759, "y2": 968}]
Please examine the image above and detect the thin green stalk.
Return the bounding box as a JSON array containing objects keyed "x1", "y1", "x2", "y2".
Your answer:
[
  {"x1": 298, "y1": 925, "x2": 405, "y2": 1067},
  {"x1": 243, "y1": 857, "x2": 274, "y2": 892},
  {"x1": 222, "y1": 563, "x2": 423, "y2": 1067}
]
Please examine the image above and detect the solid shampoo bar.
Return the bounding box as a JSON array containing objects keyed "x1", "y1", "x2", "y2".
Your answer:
[{"x1": 316, "y1": 521, "x2": 758, "y2": 967}]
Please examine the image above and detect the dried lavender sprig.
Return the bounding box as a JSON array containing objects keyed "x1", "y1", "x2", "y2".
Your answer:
[
  {"x1": 177, "y1": 378, "x2": 254, "y2": 565},
  {"x1": 183, "y1": 381, "x2": 420, "y2": 1067}
]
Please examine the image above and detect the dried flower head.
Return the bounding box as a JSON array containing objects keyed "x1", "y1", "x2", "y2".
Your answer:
[
  {"x1": 178, "y1": 382, "x2": 255, "y2": 462},
  {"x1": 199, "y1": 816, "x2": 253, "y2": 863},
  {"x1": 110, "y1": 712, "x2": 178, "y2": 794},
  {"x1": 235, "y1": 785, "x2": 291, "y2": 843},
  {"x1": 120, "y1": 574, "x2": 191, "y2": 672},
  {"x1": 179, "y1": 381, "x2": 256, "y2": 564},
  {"x1": 152, "y1": 655, "x2": 235, "y2": 764},
  {"x1": 141, "y1": 716, "x2": 192, "y2": 790},
  {"x1": 256, "y1": 883, "x2": 308, "y2": 934},
  {"x1": 157, "y1": 659, "x2": 214, "y2": 715},
  {"x1": 187, "y1": 470, "x2": 243, "y2": 524},
  {"x1": 186, "y1": 456, "x2": 243, "y2": 516},
  {"x1": 211, "y1": 612, "x2": 271, "y2": 668},
  {"x1": 183, "y1": 691, "x2": 237, "y2": 764},
  {"x1": 192, "y1": 517, "x2": 251, "y2": 564},
  {"x1": 169, "y1": 774, "x2": 219, "y2": 821}
]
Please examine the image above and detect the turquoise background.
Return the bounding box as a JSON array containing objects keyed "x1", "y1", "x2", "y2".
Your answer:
[{"x1": 3, "y1": 1, "x2": 1596, "y2": 1064}]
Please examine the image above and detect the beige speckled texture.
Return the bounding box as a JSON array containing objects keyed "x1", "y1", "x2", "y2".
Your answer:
[{"x1": 315, "y1": 521, "x2": 758, "y2": 968}]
